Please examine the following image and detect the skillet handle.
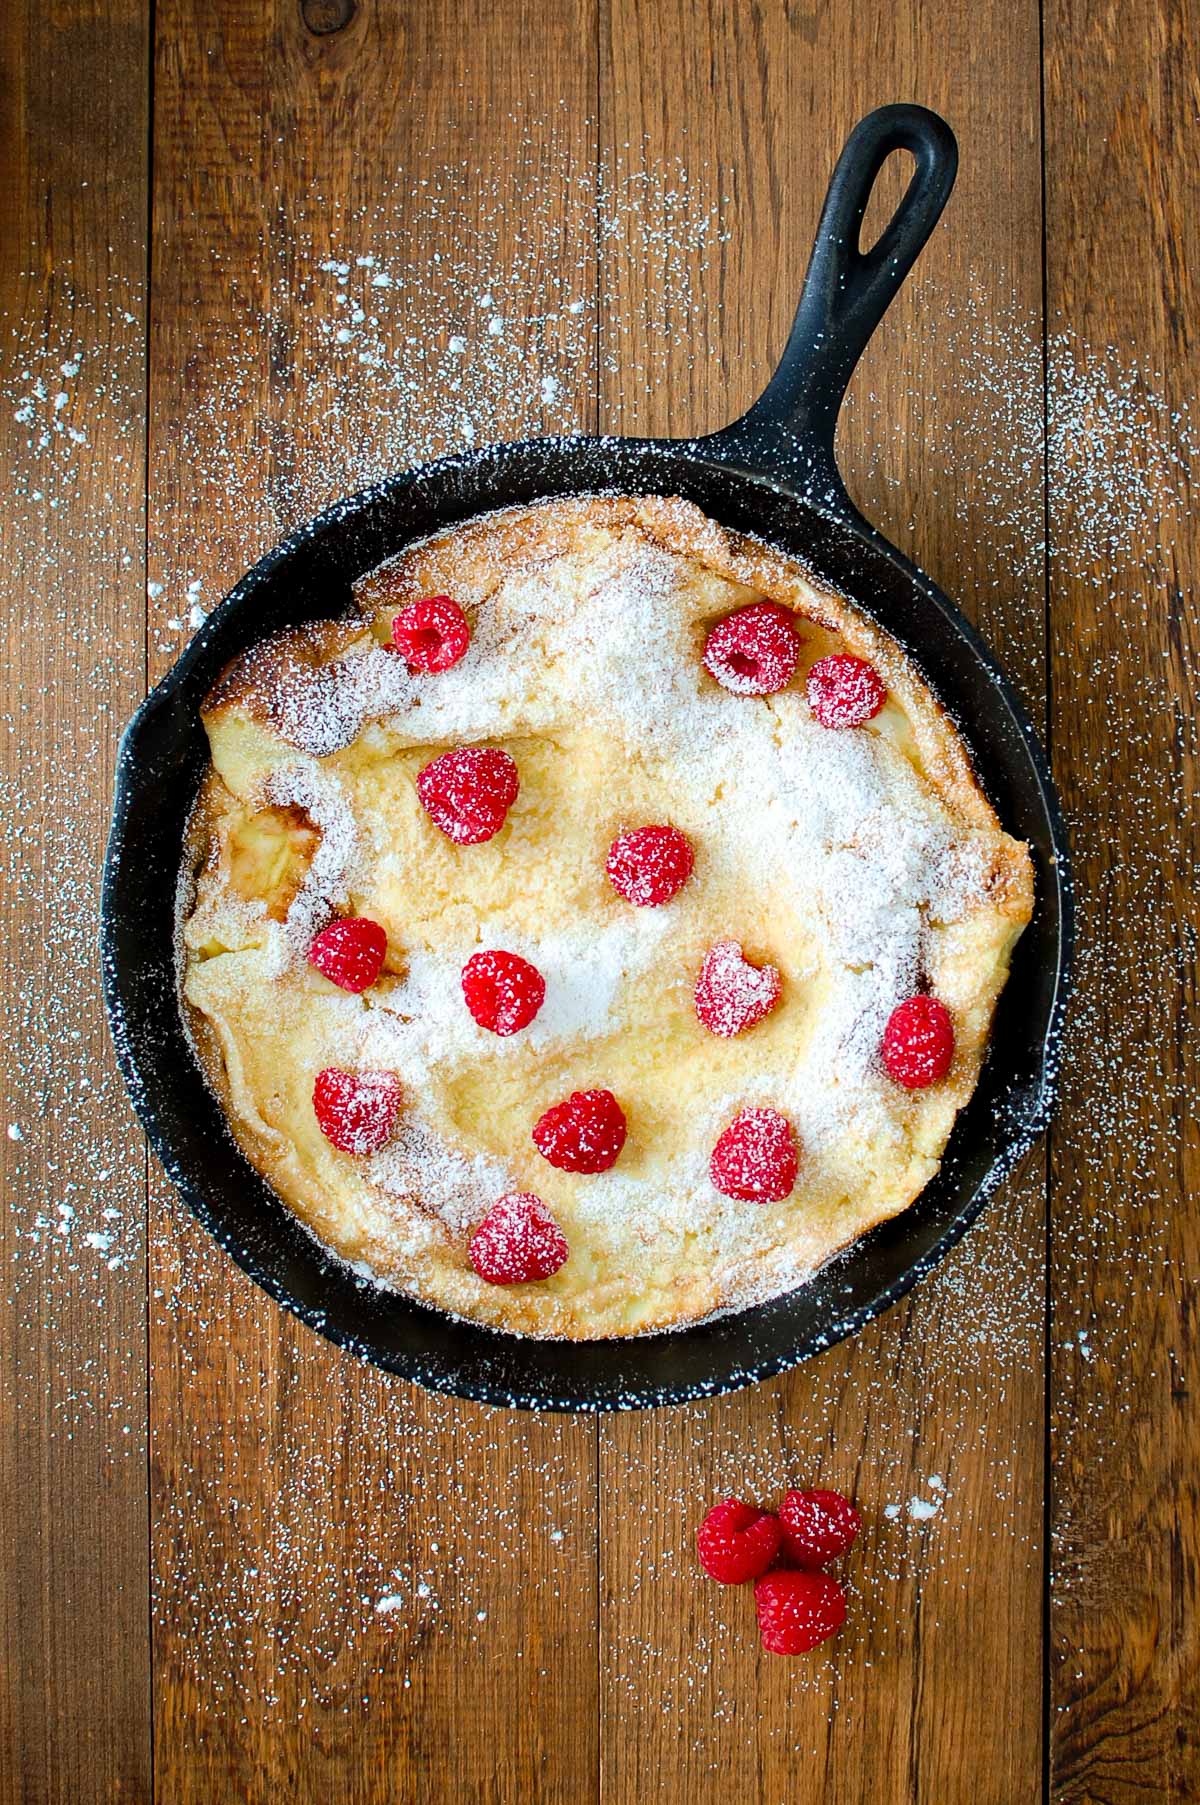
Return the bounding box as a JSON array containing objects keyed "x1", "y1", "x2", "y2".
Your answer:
[{"x1": 700, "y1": 104, "x2": 957, "y2": 497}]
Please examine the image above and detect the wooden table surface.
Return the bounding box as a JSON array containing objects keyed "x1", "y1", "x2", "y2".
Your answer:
[{"x1": 1, "y1": 1, "x2": 1197, "y2": 1800}]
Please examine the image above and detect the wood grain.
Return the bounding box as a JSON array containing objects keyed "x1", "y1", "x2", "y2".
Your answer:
[
  {"x1": 599, "y1": 4, "x2": 1049, "y2": 1801},
  {"x1": 4, "y1": 0, "x2": 1199, "y2": 1796},
  {"x1": 146, "y1": 2, "x2": 600, "y2": 1799},
  {"x1": 0, "y1": 2, "x2": 151, "y2": 1799},
  {"x1": 1044, "y1": 2, "x2": 1200, "y2": 1797}
]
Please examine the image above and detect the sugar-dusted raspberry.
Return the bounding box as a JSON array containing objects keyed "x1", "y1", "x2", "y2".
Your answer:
[
  {"x1": 532, "y1": 1088, "x2": 627, "y2": 1174},
  {"x1": 696, "y1": 1497, "x2": 784, "y2": 1585},
  {"x1": 710, "y1": 1107, "x2": 798, "y2": 1203},
  {"x1": 779, "y1": 1489, "x2": 862, "y2": 1569},
  {"x1": 416, "y1": 745, "x2": 519, "y2": 844},
  {"x1": 391, "y1": 595, "x2": 471, "y2": 673},
  {"x1": 462, "y1": 949, "x2": 546, "y2": 1036},
  {"x1": 468, "y1": 1192, "x2": 569, "y2": 1285},
  {"x1": 703, "y1": 601, "x2": 802, "y2": 696},
  {"x1": 805, "y1": 652, "x2": 887, "y2": 728},
  {"x1": 307, "y1": 916, "x2": 388, "y2": 993},
  {"x1": 754, "y1": 1570, "x2": 848, "y2": 1655},
  {"x1": 606, "y1": 824, "x2": 694, "y2": 907},
  {"x1": 881, "y1": 995, "x2": 955, "y2": 1088},
  {"x1": 695, "y1": 939, "x2": 781, "y2": 1038},
  {"x1": 312, "y1": 1067, "x2": 402, "y2": 1154}
]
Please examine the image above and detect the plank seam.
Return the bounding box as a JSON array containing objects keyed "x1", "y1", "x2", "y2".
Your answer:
[
  {"x1": 142, "y1": 0, "x2": 158, "y2": 1794},
  {"x1": 594, "y1": 7, "x2": 605, "y2": 1803},
  {"x1": 1036, "y1": 1, "x2": 1054, "y2": 1799}
]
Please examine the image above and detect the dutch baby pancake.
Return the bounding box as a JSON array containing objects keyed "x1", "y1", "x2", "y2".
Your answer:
[{"x1": 177, "y1": 495, "x2": 1033, "y2": 1338}]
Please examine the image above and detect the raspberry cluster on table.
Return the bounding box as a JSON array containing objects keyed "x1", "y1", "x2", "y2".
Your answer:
[
  {"x1": 697, "y1": 1485, "x2": 862, "y2": 1655},
  {"x1": 303, "y1": 593, "x2": 958, "y2": 1289}
]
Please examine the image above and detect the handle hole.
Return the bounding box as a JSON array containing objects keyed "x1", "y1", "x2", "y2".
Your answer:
[{"x1": 858, "y1": 149, "x2": 916, "y2": 257}]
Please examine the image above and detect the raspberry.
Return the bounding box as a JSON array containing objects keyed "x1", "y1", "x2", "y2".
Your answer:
[
  {"x1": 703, "y1": 601, "x2": 801, "y2": 695},
  {"x1": 307, "y1": 916, "x2": 388, "y2": 993},
  {"x1": 881, "y1": 995, "x2": 955, "y2": 1088},
  {"x1": 532, "y1": 1088, "x2": 627, "y2": 1174},
  {"x1": 468, "y1": 1192, "x2": 569, "y2": 1285},
  {"x1": 778, "y1": 1489, "x2": 862, "y2": 1569},
  {"x1": 417, "y1": 745, "x2": 519, "y2": 844},
  {"x1": 606, "y1": 824, "x2": 694, "y2": 907},
  {"x1": 462, "y1": 949, "x2": 546, "y2": 1036},
  {"x1": 312, "y1": 1068, "x2": 401, "y2": 1154},
  {"x1": 391, "y1": 595, "x2": 471, "y2": 672},
  {"x1": 695, "y1": 939, "x2": 781, "y2": 1037},
  {"x1": 754, "y1": 1570, "x2": 847, "y2": 1655},
  {"x1": 696, "y1": 1497, "x2": 783, "y2": 1584},
  {"x1": 805, "y1": 653, "x2": 887, "y2": 728},
  {"x1": 710, "y1": 1107, "x2": 798, "y2": 1202}
]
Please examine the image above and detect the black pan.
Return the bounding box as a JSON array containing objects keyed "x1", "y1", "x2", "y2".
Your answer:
[{"x1": 102, "y1": 105, "x2": 1072, "y2": 1411}]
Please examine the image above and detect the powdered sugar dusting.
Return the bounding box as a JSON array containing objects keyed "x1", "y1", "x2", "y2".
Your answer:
[
  {"x1": 521, "y1": 920, "x2": 669, "y2": 1047},
  {"x1": 267, "y1": 642, "x2": 418, "y2": 758},
  {"x1": 263, "y1": 763, "x2": 360, "y2": 962},
  {"x1": 694, "y1": 939, "x2": 782, "y2": 1038},
  {"x1": 368, "y1": 1114, "x2": 511, "y2": 1237},
  {"x1": 359, "y1": 912, "x2": 672, "y2": 1085}
]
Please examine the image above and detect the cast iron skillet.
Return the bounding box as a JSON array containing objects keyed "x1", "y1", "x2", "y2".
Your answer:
[{"x1": 102, "y1": 104, "x2": 1072, "y2": 1411}]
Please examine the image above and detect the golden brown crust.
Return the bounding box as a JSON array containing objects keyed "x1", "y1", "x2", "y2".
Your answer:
[
  {"x1": 204, "y1": 616, "x2": 364, "y2": 716},
  {"x1": 210, "y1": 495, "x2": 1007, "y2": 847}
]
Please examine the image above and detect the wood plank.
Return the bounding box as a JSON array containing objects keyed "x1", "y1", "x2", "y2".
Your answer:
[
  {"x1": 0, "y1": 2, "x2": 151, "y2": 1799},
  {"x1": 1044, "y1": 1, "x2": 1200, "y2": 1796},
  {"x1": 147, "y1": 2, "x2": 600, "y2": 1799},
  {"x1": 598, "y1": 5, "x2": 1048, "y2": 1800}
]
